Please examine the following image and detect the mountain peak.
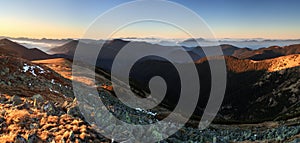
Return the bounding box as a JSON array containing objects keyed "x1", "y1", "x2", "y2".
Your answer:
[
  {"x1": 0, "y1": 38, "x2": 17, "y2": 45},
  {"x1": 0, "y1": 39, "x2": 51, "y2": 60}
]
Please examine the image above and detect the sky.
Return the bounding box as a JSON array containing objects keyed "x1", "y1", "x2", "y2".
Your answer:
[{"x1": 1, "y1": 0, "x2": 300, "y2": 39}]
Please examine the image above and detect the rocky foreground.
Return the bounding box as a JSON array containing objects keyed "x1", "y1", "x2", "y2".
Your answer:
[
  {"x1": 2, "y1": 91, "x2": 300, "y2": 143},
  {"x1": 0, "y1": 93, "x2": 109, "y2": 142}
]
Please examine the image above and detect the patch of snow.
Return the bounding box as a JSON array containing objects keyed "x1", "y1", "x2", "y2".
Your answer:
[
  {"x1": 135, "y1": 108, "x2": 157, "y2": 116},
  {"x1": 23, "y1": 64, "x2": 30, "y2": 72},
  {"x1": 30, "y1": 70, "x2": 37, "y2": 76},
  {"x1": 147, "y1": 111, "x2": 157, "y2": 116},
  {"x1": 135, "y1": 108, "x2": 143, "y2": 112},
  {"x1": 49, "y1": 88, "x2": 60, "y2": 94},
  {"x1": 51, "y1": 79, "x2": 55, "y2": 84},
  {"x1": 36, "y1": 66, "x2": 45, "y2": 73},
  {"x1": 22, "y1": 64, "x2": 46, "y2": 76}
]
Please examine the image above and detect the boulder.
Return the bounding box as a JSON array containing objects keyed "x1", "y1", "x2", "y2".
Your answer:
[{"x1": 10, "y1": 95, "x2": 22, "y2": 106}]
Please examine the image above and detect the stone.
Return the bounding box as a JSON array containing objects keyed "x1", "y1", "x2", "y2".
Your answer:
[
  {"x1": 15, "y1": 134, "x2": 27, "y2": 143},
  {"x1": 28, "y1": 133, "x2": 42, "y2": 143},
  {"x1": 16, "y1": 102, "x2": 30, "y2": 110},
  {"x1": 43, "y1": 101, "x2": 58, "y2": 116},
  {"x1": 69, "y1": 131, "x2": 75, "y2": 141},
  {"x1": 10, "y1": 95, "x2": 22, "y2": 106},
  {"x1": 62, "y1": 131, "x2": 70, "y2": 140},
  {"x1": 31, "y1": 94, "x2": 44, "y2": 103},
  {"x1": 0, "y1": 117, "x2": 5, "y2": 124},
  {"x1": 293, "y1": 138, "x2": 300, "y2": 143},
  {"x1": 0, "y1": 110, "x2": 5, "y2": 116},
  {"x1": 0, "y1": 96, "x2": 7, "y2": 103},
  {"x1": 3, "y1": 67, "x2": 9, "y2": 74},
  {"x1": 67, "y1": 106, "x2": 82, "y2": 118},
  {"x1": 0, "y1": 72, "x2": 5, "y2": 76}
]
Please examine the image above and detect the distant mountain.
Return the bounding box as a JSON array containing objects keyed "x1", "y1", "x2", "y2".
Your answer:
[
  {"x1": 196, "y1": 54, "x2": 300, "y2": 73},
  {"x1": 181, "y1": 38, "x2": 206, "y2": 43},
  {"x1": 197, "y1": 44, "x2": 300, "y2": 61},
  {"x1": 0, "y1": 39, "x2": 52, "y2": 60},
  {"x1": 180, "y1": 38, "x2": 300, "y2": 49},
  {"x1": 7, "y1": 37, "x2": 72, "y2": 43},
  {"x1": 48, "y1": 40, "x2": 102, "y2": 59},
  {"x1": 236, "y1": 44, "x2": 300, "y2": 60},
  {"x1": 219, "y1": 44, "x2": 248, "y2": 56},
  {"x1": 47, "y1": 38, "x2": 300, "y2": 74},
  {"x1": 48, "y1": 40, "x2": 79, "y2": 56}
]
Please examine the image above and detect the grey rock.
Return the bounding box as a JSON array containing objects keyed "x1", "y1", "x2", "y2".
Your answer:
[
  {"x1": 43, "y1": 101, "x2": 58, "y2": 116},
  {"x1": 293, "y1": 138, "x2": 300, "y2": 143},
  {"x1": 14, "y1": 134, "x2": 27, "y2": 143},
  {"x1": 0, "y1": 96, "x2": 7, "y2": 103},
  {"x1": 0, "y1": 110, "x2": 5, "y2": 116},
  {"x1": 28, "y1": 133, "x2": 41, "y2": 143},
  {"x1": 67, "y1": 106, "x2": 82, "y2": 118},
  {"x1": 0, "y1": 117, "x2": 5, "y2": 124},
  {"x1": 69, "y1": 131, "x2": 75, "y2": 141},
  {"x1": 31, "y1": 94, "x2": 44, "y2": 103},
  {"x1": 0, "y1": 72, "x2": 5, "y2": 76},
  {"x1": 16, "y1": 102, "x2": 30, "y2": 110},
  {"x1": 10, "y1": 95, "x2": 22, "y2": 106},
  {"x1": 3, "y1": 67, "x2": 9, "y2": 74}
]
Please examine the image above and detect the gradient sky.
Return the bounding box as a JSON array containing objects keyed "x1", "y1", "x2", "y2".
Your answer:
[{"x1": 1, "y1": 0, "x2": 300, "y2": 39}]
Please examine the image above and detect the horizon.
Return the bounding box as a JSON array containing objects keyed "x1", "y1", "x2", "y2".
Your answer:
[
  {"x1": 1, "y1": 0, "x2": 300, "y2": 39},
  {"x1": 3, "y1": 35, "x2": 300, "y2": 41}
]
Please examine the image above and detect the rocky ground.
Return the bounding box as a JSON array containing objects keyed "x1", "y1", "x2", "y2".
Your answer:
[
  {"x1": 0, "y1": 93, "x2": 109, "y2": 143},
  {"x1": 92, "y1": 89, "x2": 300, "y2": 143},
  {"x1": 2, "y1": 90, "x2": 300, "y2": 143},
  {"x1": 1, "y1": 55, "x2": 300, "y2": 142}
]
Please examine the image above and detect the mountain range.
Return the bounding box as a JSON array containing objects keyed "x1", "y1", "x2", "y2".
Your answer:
[
  {"x1": 0, "y1": 38, "x2": 300, "y2": 122},
  {"x1": 40, "y1": 38, "x2": 300, "y2": 123},
  {"x1": 49, "y1": 39, "x2": 300, "y2": 62},
  {"x1": 0, "y1": 38, "x2": 300, "y2": 142}
]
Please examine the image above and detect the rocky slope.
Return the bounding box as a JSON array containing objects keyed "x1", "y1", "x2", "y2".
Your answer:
[
  {"x1": 123, "y1": 54, "x2": 300, "y2": 124},
  {"x1": 0, "y1": 94, "x2": 109, "y2": 142},
  {"x1": 195, "y1": 54, "x2": 300, "y2": 73},
  {"x1": 0, "y1": 55, "x2": 112, "y2": 142},
  {"x1": 0, "y1": 56, "x2": 73, "y2": 101},
  {"x1": 1, "y1": 53, "x2": 300, "y2": 142},
  {"x1": 0, "y1": 39, "x2": 52, "y2": 61}
]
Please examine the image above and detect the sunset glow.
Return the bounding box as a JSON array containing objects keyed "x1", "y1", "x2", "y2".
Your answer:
[{"x1": 1, "y1": 0, "x2": 300, "y2": 39}]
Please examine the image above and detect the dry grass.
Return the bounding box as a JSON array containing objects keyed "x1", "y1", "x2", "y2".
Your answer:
[
  {"x1": 0, "y1": 133, "x2": 18, "y2": 143},
  {"x1": 33, "y1": 58, "x2": 98, "y2": 86},
  {"x1": 33, "y1": 58, "x2": 72, "y2": 79},
  {"x1": 6, "y1": 109, "x2": 29, "y2": 124}
]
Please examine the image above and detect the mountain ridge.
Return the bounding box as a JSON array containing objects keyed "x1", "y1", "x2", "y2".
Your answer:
[
  {"x1": 0, "y1": 39, "x2": 52, "y2": 60},
  {"x1": 48, "y1": 39, "x2": 300, "y2": 62}
]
